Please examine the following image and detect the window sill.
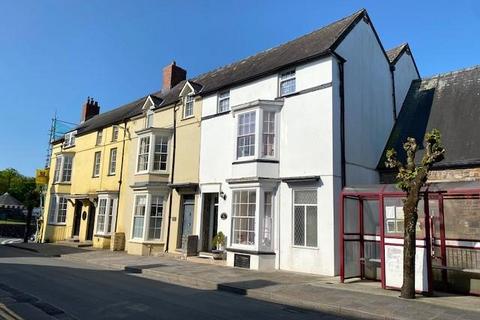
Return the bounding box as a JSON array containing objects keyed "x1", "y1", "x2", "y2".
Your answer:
[
  {"x1": 92, "y1": 176, "x2": 100, "y2": 178},
  {"x1": 107, "y1": 173, "x2": 116, "y2": 177},
  {"x1": 62, "y1": 145, "x2": 75, "y2": 150},
  {"x1": 278, "y1": 91, "x2": 297, "y2": 98},
  {"x1": 134, "y1": 171, "x2": 169, "y2": 176},
  {"x1": 94, "y1": 234, "x2": 112, "y2": 238},
  {"x1": 53, "y1": 182, "x2": 72, "y2": 186},
  {"x1": 47, "y1": 223, "x2": 67, "y2": 226},
  {"x1": 291, "y1": 245, "x2": 319, "y2": 250},
  {"x1": 232, "y1": 158, "x2": 279, "y2": 165},
  {"x1": 181, "y1": 115, "x2": 195, "y2": 121},
  {"x1": 128, "y1": 239, "x2": 165, "y2": 245}
]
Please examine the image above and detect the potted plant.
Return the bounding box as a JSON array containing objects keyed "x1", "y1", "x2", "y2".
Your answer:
[{"x1": 212, "y1": 231, "x2": 226, "y2": 252}]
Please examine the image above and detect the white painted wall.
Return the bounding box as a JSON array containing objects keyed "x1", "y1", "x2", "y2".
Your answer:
[
  {"x1": 392, "y1": 53, "x2": 419, "y2": 116},
  {"x1": 335, "y1": 19, "x2": 395, "y2": 186}
]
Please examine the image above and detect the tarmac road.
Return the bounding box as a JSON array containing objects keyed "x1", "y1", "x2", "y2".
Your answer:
[{"x1": 0, "y1": 245, "x2": 350, "y2": 320}]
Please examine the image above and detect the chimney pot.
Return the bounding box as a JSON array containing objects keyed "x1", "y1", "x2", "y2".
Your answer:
[{"x1": 81, "y1": 97, "x2": 100, "y2": 123}]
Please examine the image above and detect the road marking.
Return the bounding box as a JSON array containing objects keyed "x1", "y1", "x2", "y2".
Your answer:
[{"x1": 0, "y1": 239, "x2": 22, "y2": 245}]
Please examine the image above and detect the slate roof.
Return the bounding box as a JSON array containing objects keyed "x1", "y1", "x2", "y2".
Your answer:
[
  {"x1": 61, "y1": 9, "x2": 368, "y2": 140},
  {"x1": 0, "y1": 192, "x2": 24, "y2": 209},
  {"x1": 386, "y1": 43, "x2": 408, "y2": 64},
  {"x1": 378, "y1": 65, "x2": 480, "y2": 170}
]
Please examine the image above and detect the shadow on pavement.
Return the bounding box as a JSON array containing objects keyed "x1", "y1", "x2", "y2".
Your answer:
[{"x1": 0, "y1": 247, "x2": 357, "y2": 320}]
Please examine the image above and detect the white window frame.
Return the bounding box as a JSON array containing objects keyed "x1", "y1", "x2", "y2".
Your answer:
[
  {"x1": 217, "y1": 90, "x2": 230, "y2": 113},
  {"x1": 135, "y1": 133, "x2": 170, "y2": 174},
  {"x1": 236, "y1": 111, "x2": 257, "y2": 160},
  {"x1": 145, "y1": 110, "x2": 154, "y2": 128},
  {"x1": 292, "y1": 189, "x2": 318, "y2": 249},
  {"x1": 231, "y1": 189, "x2": 257, "y2": 248},
  {"x1": 278, "y1": 69, "x2": 296, "y2": 96},
  {"x1": 111, "y1": 126, "x2": 119, "y2": 142},
  {"x1": 183, "y1": 94, "x2": 194, "y2": 119},
  {"x1": 93, "y1": 151, "x2": 101, "y2": 177},
  {"x1": 130, "y1": 193, "x2": 165, "y2": 242},
  {"x1": 233, "y1": 106, "x2": 280, "y2": 161},
  {"x1": 94, "y1": 195, "x2": 118, "y2": 236},
  {"x1": 63, "y1": 130, "x2": 77, "y2": 148},
  {"x1": 96, "y1": 130, "x2": 103, "y2": 146},
  {"x1": 108, "y1": 148, "x2": 117, "y2": 175},
  {"x1": 48, "y1": 194, "x2": 68, "y2": 225},
  {"x1": 54, "y1": 154, "x2": 74, "y2": 183}
]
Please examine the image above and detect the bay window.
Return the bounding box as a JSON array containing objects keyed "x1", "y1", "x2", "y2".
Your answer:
[
  {"x1": 153, "y1": 137, "x2": 168, "y2": 171},
  {"x1": 54, "y1": 154, "x2": 74, "y2": 183},
  {"x1": 49, "y1": 194, "x2": 68, "y2": 224},
  {"x1": 232, "y1": 190, "x2": 256, "y2": 245},
  {"x1": 135, "y1": 132, "x2": 170, "y2": 174},
  {"x1": 131, "y1": 193, "x2": 165, "y2": 241},
  {"x1": 234, "y1": 104, "x2": 280, "y2": 160},
  {"x1": 293, "y1": 190, "x2": 318, "y2": 248},
  {"x1": 237, "y1": 111, "x2": 256, "y2": 158},
  {"x1": 262, "y1": 111, "x2": 275, "y2": 157},
  {"x1": 95, "y1": 195, "x2": 117, "y2": 236},
  {"x1": 230, "y1": 187, "x2": 275, "y2": 251}
]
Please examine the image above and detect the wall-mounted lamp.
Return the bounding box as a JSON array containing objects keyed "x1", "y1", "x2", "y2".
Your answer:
[{"x1": 220, "y1": 191, "x2": 227, "y2": 200}]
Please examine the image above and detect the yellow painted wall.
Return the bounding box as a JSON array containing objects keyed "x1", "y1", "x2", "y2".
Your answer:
[
  {"x1": 124, "y1": 95, "x2": 202, "y2": 255},
  {"x1": 42, "y1": 121, "x2": 135, "y2": 245}
]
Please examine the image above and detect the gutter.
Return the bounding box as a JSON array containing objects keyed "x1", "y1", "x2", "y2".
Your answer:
[
  {"x1": 164, "y1": 103, "x2": 178, "y2": 252},
  {"x1": 330, "y1": 51, "x2": 347, "y2": 188},
  {"x1": 390, "y1": 65, "x2": 397, "y2": 121},
  {"x1": 114, "y1": 119, "x2": 128, "y2": 233}
]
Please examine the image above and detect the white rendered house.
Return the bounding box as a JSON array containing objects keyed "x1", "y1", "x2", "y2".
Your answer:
[{"x1": 194, "y1": 9, "x2": 419, "y2": 275}]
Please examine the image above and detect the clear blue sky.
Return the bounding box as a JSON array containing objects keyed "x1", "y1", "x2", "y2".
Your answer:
[{"x1": 1, "y1": 0, "x2": 479, "y2": 176}]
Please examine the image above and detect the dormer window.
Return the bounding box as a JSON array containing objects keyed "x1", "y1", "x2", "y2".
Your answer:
[
  {"x1": 145, "y1": 110, "x2": 154, "y2": 128},
  {"x1": 63, "y1": 131, "x2": 76, "y2": 148},
  {"x1": 279, "y1": 69, "x2": 296, "y2": 96},
  {"x1": 184, "y1": 95, "x2": 194, "y2": 118},
  {"x1": 218, "y1": 90, "x2": 230, "y2": 113}
]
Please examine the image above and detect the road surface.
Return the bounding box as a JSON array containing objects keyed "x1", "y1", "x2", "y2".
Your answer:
[{"x1": 0, "y1": 245, "x2": 350, "y2": 320}]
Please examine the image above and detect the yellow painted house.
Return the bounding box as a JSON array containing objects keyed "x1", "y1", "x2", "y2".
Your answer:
[{"x1": 43, "y1": 62, "x2": 202, "y2": 255}]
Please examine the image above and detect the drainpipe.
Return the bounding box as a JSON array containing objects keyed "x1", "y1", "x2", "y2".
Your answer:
[
  {"x1": 330, "y1": 51, "x2": 347, "y2": 188},
  {"x1": 390, "y1": 65, "x2": 397, "y2": 121},
  {"x1": 113, "y1": 119, "x2": 128, "y2": 233},
  {"x1": 164, "y1": 104, "x2": 178, "y2": 252}
]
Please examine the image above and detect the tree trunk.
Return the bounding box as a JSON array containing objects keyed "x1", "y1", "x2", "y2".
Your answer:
[
  {"x1": 401, "y1": 191, "x2": 419, "y2": 299},
  {"x1": 24, "y1": 207, "x2": 32, "y2": 243}
]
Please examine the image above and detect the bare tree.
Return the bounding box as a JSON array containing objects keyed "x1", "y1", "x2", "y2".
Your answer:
[{"x1": 385, "y1": 129, "x2": 445, "y2": 299}]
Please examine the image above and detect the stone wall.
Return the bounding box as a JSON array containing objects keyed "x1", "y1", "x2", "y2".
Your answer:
[
  {"x1": 380, "y1": 167, "x2": 480, "y2": 184},
  {"x1": 428, "y1": 167, "x2": 480, "y2": 182}
]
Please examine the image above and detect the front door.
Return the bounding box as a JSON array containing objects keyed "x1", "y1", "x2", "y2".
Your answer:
[
  {"x1": 180, "y1": 195, "x2": 195, "y2": 249},
  {"x1": 86, "y1": 204, "x2": 95, "y2": 241},
  {"x1": 200, "y1": 193, "x2": 219, "y2": 252},
  {"x1": 72, "y1": 201, "x2": 82, "y2": 237}
]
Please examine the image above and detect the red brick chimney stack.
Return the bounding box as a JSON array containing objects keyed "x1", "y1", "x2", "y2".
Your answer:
[
  {"x1": 81, "y1": 97, "x2": 100, "y2": 123},
  {"x1": 163, "y1": 61, "x2": 187, "y2": 91}
]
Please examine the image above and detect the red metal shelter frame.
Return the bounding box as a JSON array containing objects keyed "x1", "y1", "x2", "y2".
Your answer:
[{"x1": 340, "y1": 182, "x2": 480, "y2": 295}]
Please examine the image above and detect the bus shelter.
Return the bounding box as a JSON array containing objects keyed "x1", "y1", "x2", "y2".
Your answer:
[{"x1": 340, "y1": 181, "x2": 480, "y2": 295}]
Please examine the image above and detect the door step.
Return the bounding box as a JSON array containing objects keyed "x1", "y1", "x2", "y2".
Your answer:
[{"x1": 198, "y1": 251, "x2": 226, "y2": 260}]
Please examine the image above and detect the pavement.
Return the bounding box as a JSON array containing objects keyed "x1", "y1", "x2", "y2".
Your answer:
[{"x1": 2, "y1": 243, "x2": 480, "y2": 320}]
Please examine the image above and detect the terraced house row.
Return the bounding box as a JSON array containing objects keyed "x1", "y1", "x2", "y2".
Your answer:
[{"x1": 42, "y1": 9, "x2": 421, "y2": 274}]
